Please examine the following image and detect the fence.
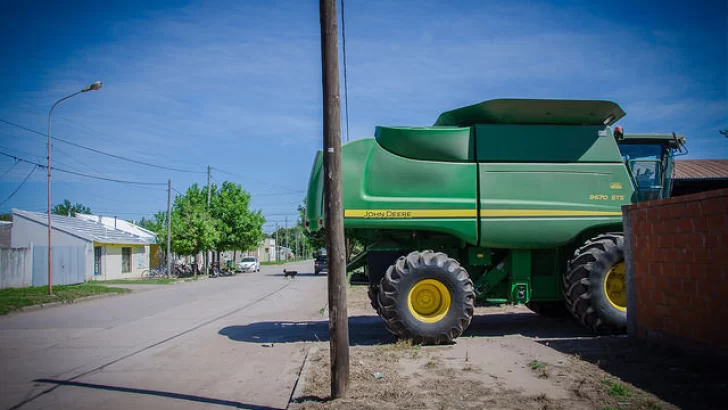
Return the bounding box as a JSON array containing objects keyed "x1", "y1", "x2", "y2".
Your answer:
[
  {"x1": 0, "y1": 245, "x2": 86, "y2": 289},
  {"x1": 31, "y1": 246, "x2": 86, "y2": 287},
  {"x1": 0, "y1": 247, "x2": 32, "y2": 288}
]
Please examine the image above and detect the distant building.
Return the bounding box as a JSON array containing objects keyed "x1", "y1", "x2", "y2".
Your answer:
[
  {"x1": 671, "y1": 160, "x2": 728, "y2": 196},
  {"x1": 9, "y1": 209, "x2": 156, "y2": 283}
]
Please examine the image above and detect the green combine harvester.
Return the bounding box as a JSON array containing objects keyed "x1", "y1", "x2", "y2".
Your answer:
[{"x1": 304, "y1": 98, "x2": 685, "y2": 345}]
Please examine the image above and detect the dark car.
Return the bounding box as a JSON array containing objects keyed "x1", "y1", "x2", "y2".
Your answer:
[{"x1": 314, "y1": 254, "x2": 328, "y2": 275}]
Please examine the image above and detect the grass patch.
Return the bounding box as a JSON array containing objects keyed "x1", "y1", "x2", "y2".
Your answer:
[
  {"x1": 100, "y1": 278, "x2": 177, "y2": 285},
  {"x1": 0, "y1": 283, "x2": 129, "y2": 315},
  {"x1": 601, "y1": 380, "x2": 632, "y2": 398},
  {"x1": 529, "y1": 360, "x2": 547, "y2": 370}
]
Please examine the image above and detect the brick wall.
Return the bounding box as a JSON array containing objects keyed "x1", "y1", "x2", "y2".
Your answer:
[{"x1": 623, "y1": 188, "x2": 728, "y2": 357}]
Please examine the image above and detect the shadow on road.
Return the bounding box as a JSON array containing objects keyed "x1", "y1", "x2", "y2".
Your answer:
[
  {"x1": 263, "y1": 272, "x2": 326, "y2": 278},
  {"x1": 219, "y1": 315, "x2": 394, "y2": 346},
  {"x1": 32, "y1": 379, "x2": 282, "y2": 410},
  {"x1": 540, "y1": 337, "x2": 727, "y2": 410}
]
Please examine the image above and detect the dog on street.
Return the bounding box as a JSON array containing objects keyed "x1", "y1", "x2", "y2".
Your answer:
[{"x1": 283, "y1": 269, "x2": 298, "y2": 279}]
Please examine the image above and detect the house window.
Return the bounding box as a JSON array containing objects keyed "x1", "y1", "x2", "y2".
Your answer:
[{"x1": 122, "y1": 247, "x2": 132, "y2": 273}]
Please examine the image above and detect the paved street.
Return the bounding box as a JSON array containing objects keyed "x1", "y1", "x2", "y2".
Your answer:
[{"x1": 0, "y1": 261, "x2": 328, "y2": 410}]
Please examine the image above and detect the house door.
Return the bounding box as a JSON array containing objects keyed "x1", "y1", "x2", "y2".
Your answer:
[{"x1": 94, "y1": 246, "x2": 102, "y2": 276}]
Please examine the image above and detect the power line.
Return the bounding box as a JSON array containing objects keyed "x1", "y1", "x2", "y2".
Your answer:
[
  {"x1": 0, "y1": 165, "x2": 38, "y2": 206},
  {"x1": 0, "y1": 159, "x2": 19, "y2": 178},
  {"x1": 0, "y1": 118, "x2": 205, "y2": 174},
  {"x1": 341, "y1": 0, "x2": 350, "y2": 142},
  {"x1": 0, "y1": 152, "x2": 167, "y2": 186}
]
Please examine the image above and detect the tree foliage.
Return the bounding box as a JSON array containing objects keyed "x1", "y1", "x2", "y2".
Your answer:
[
  {"x1": 138, "y1": 211, "x2": 166, "y2": 233},
  {"x1": 210, "y1": 181, "x2": 265, "y2": 252},
  {"x1": 52, "y1": 199, "x2": 91, "y2": 217},
  {"x1": 141, "y1": 181, "x2": 266, "y2": 257},
  {"x1": 170, "y1": 184, "x2": 219, "y2": 256}
]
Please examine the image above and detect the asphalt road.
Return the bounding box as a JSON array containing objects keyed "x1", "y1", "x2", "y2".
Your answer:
[{"x1": 0, "y1": 261, "x2": 328, "y2": 410}]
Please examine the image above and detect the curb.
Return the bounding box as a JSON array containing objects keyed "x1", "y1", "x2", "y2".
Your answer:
[
  {"x1": 17, "y1": 291, "x2": 125, "y2": 313},
  {"x1": 290, "y1": 346, "x2": 319, "y2": 404}
]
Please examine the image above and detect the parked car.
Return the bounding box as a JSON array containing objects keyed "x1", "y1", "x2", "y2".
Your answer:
[
  {"x1": 238, "y1": 257, "x2": 260, "y2": 272},
  {"x1": 314, "y1": 254, "x2": 328, "y2": 275}
]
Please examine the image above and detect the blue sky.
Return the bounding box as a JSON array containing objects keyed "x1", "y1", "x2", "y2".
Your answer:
[{"x1": 1, "y1": 0, "x2": 726, "y2": 232}]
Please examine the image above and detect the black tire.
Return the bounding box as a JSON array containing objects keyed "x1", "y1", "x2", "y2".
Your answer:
[
  {"x1": 367, "y1": 285, "x2": 381, "y2": 315},
  {"x1": 526, "y1": 301, "x2": 570, "y2": 318},
  {"x1": 377, "y1": 250, "x2": 475, "y2": 345},
  {"x1": 563, "y1": 233, "x2": 626, "y2": 334}
]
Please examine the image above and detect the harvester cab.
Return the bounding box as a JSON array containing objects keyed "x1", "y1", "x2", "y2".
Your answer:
[
  {"x1": 304, "y1": 97, "x2": 688, "y2": 345},
  {"x1": 614, "y1": 126, "x2": 686, "y2": 202}
]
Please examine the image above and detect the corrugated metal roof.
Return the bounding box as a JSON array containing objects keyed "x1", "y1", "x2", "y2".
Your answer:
[
  {"x1": 75, "y1": 213, "x2": 157, "y2": 241},
  {"x1": 673, "y1": 160, "x2": 728, "y2": 180},
  {"x1": 11, "y1": 209, "x2": 152, "y2": 245}
]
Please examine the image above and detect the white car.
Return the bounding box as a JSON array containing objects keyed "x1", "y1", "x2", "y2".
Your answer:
[{"x1": 238, "y1": 257, "x2": 260, "y2": 272}]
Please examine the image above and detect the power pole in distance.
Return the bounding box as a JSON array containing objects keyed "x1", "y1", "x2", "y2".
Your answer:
[
  {"x1": 167, "y1": 179, "x2": 172, "y2": 278},
  {"x1": 207, "y1": 165, "x2": 212, "y2": 272},
  {"x1": 319, "y1": 0, "x2": 349, "y2": 398}
]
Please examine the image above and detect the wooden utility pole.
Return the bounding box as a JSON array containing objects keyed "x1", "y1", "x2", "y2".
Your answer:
[
  {"x1": 319, "y1": 0, "x2": 349, "y2": 398},
  {"x1": 207, "y1": 165, "x2": 212, "y2": 273},
  {"x1": 166, "y1": 179, "x2": 172, "y2": 277}
]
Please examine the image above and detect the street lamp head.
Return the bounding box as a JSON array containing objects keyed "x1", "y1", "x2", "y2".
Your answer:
[{"x1": 82, "y1": 81, "x2": 103, "y2": 92}]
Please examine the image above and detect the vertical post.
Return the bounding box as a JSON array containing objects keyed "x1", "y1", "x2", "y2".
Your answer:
[
  {"x1": 285, "y1": 216, "x2": 289, "y2": 260},
  {"x1": 319, "y1": 0, "x2": 349, "y2": 398},
  {"x1": 207, "y1": 165, "x2": 212, "y2": 273},
  {"x1": 167, "y1": 179, "x2": 172, "y2": 278},
  {"x1": 47, "y1": 109, "x2": 53, "y2": 296}
]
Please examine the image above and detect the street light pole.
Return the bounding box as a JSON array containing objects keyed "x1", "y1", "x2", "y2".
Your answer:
[{"x1": 47, "y1": 81, "x2": 102, "y2": 296}]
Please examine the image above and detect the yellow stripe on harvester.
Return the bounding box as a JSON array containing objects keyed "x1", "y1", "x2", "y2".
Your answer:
[
  {"x1": 480, "y1": 209, "x2": 623, "y2": 217},
  {"x1": 343, "y1": 209, "x2": 622, "y2": 219},
  {"x1": 344, "y1": 209, "x2": 477, "y2": 219}
]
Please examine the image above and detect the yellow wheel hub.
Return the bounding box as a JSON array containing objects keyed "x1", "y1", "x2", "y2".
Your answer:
[
  {"x1": 604, "y1": 262, "x2": 627, "y2": 312},
  {"x1": 408, "y1": 279, "x2": 451, "y2": 323}
]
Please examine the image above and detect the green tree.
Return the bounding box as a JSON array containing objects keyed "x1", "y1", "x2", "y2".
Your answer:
[
  {"x1": 297, "y1": 199, "x2": 325, "y2": 257},
  {"x1": 170, "y1": 184, "x2": 219, "y2": 256},
  {"x1": 138, "y1": 211, "x2": 166, "y2": 234},
  {"x1": 52, "y1": 199, "x2": 92, "y2": 217},
  {"x1": 296, "y1": 198, "x2": 367, "y2": 261},
  {"x1": 210, "y1": 181, "x2": 265, "y2": 254}
]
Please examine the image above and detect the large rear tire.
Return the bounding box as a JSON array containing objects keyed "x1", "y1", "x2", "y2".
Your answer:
[
  {"x1": 367, "y1": 285, "x2": 381, "y2": 315},
  {"x1": 377, "y1": 250, "x2": 475, "y2": 345},
  {"x1": 563, "y1": 233, "x2": 627, "y2": 334}
]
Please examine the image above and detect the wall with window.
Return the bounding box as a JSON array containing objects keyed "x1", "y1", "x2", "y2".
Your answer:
[{"x1": 96, "y1": 244, "x2": 149, "y2": 280}]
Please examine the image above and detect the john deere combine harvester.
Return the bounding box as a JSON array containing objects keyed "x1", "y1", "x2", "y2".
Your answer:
[{"x1": 304, "y1": 98, "x2": 685, "y2": 345}]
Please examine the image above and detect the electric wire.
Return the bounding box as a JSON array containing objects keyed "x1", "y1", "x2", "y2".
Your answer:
[
  {"x1": 341, "y1": 0, "x2": 350, "y2": 142},
  {"x1": 0, "y1": 159, "x2": 19, "y2": 179},
  {"x1": 0, "y1": 118, "x2": 205, "y2": 174},
  {"x1": 0, "y1": 165, "x2": 38, "y2": 206},
  {"x1": 0, "y1": 152, "x2": 167, "y2": 186}
]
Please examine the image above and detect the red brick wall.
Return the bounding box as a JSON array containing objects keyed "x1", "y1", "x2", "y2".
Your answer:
[{"x1": 624, "y1": 188, "x2": 728, "y2": 353}]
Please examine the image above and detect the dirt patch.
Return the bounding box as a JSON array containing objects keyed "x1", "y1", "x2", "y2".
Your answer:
[{"x1": 290, "y1": 286, "x2": 724, "y2": 410}]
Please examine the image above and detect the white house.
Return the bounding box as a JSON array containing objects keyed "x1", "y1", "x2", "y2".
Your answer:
[{"x1": 10, "y1": 209, "x2": 156, "y2": 282}]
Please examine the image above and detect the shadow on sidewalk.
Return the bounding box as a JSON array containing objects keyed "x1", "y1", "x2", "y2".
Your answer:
[
  {"x1": 540, "y1": 336, "x2": 728, "y2": 410},
  {"x1": 219, "y1": 315, "x2": 394, "y2": 346},
  {"x1": 463, "y1": 311, "x2": 595, "y2": 339},
  {"x1": 31, "y1": 379, "x2": 282, "y2": 410}
]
